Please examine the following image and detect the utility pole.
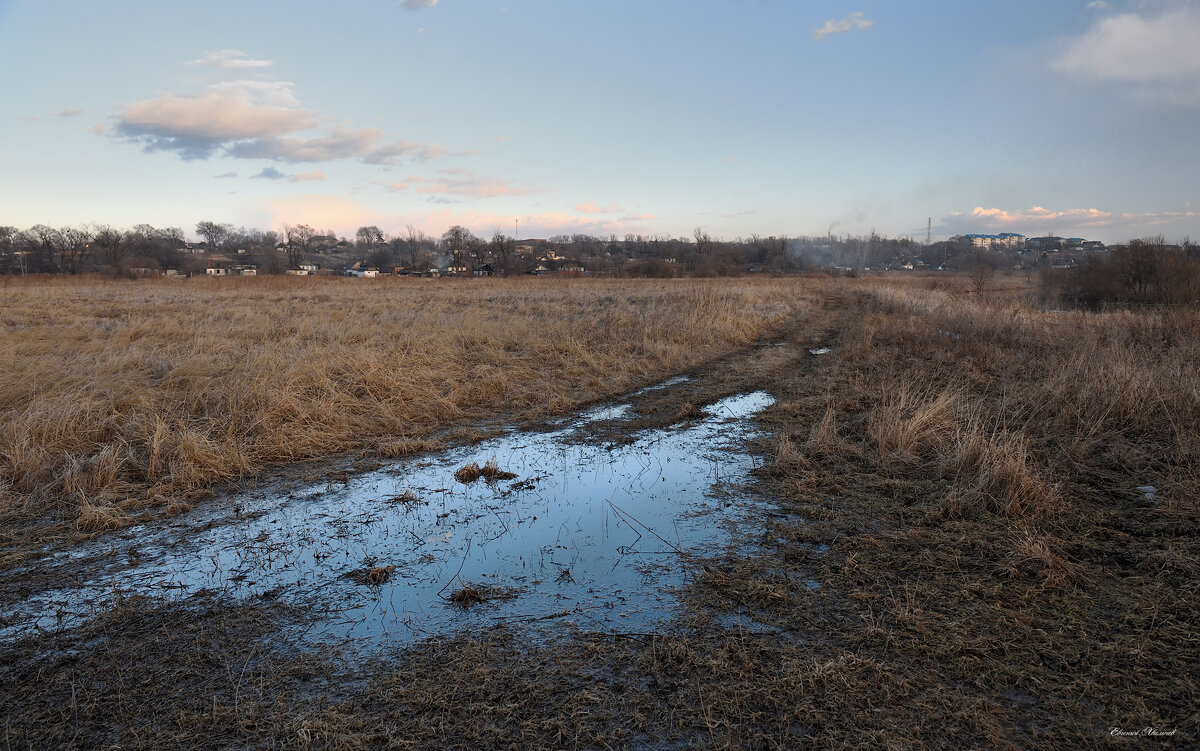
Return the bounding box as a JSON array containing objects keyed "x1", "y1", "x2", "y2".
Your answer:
[
  {"x1": 514, "y1": 219, "x2": 519, "y2": 241},
  {"x1": 927, "y1": 217, "x2": 932, "y2": 246}
]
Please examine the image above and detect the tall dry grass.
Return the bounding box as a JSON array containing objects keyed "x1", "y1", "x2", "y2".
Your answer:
[
  {"x1": 0, "y1": 275, "x2": 815, "y2": 534},
  {"x1": 790, "y1": 276, "x2": 1199, "y2": 527}
]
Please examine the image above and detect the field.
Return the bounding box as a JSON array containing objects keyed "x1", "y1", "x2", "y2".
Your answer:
[
  {"x1": 0, "y1": 276, "x2": 803, "y2": 550},
  {"x1": 1, "y1": 274, "x2": 1196, "y2": 748}
]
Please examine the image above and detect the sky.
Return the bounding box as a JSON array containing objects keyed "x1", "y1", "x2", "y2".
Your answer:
[{"x1": 1, "y1": 0, "x2": 1198, "y2": 244}]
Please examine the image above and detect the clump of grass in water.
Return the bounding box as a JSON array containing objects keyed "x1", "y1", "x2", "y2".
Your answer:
[
  {"x1": 347, "y1": 564, "x2": 396, "y2": 586},
  {"x1": 454, "y1": 458, "x2": 517, "y2": 483}
]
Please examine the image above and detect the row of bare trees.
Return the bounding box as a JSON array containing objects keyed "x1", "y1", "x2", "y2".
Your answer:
[{"x1": 1044, "y1": 237, "x2": 1200, "y2": 306}]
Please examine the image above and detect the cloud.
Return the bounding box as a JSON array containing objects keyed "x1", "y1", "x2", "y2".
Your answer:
[
  {"x1": 113, "y1": 90, "x2": 315, "y2": 160},
  {"x1": 398, "y1": 0, "x2": 437, "y2": 10},
  {"x1": 89, "y1": 122, "x2": 109, "y2": 134},
  {"x1": 214, "y1": 172, "x2": 238, "y2": 179},
  {"x1": 970, "y1": 206, "x2": 1113, "y2": 226},
  {"x1": 288, "y1": 170, "x2": 325, "y2": 183},
  {"x1": 813, "y1": 11, "x2": 873, "y2": 41},
  {"x1": 1086, "y1": 1, "x2": 1109, "y2": 10},
  {"x1": 620, "y1": 213, "x2": 655, "y2": 222},
  {"x1": 252, "y1": 166, "x2": 287, "y2": 180},
  {"x1": 1054, "y1": 7, "x2": 1200, "y2": 104},
  {"x1": 208, "y1": 80, "x2": 300, "y2": 107},
  {"x1": 251, "y1": 166, "x2": 326, "y2": 182},
  {"x1": 55, "y1": 108, "x2": 83, "y2": 118},
  {"x1": 389, "y1": 168, "x2": 541, "y2": 199},
  {"x1": 107, "y1": 63, "x2": 448, "y2": 164},
  {"x1": 575, "y1": 201, "x2": 622, "y2": 214},
  {"x1": 955, "y1": 205, "x2": 1200, "y2": 232},
  {"x1": 188, "y1": 49, "x2": 273, "y2": 69}
]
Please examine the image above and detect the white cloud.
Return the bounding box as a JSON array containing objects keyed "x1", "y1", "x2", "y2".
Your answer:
[
  {"x1": 1054, "y1": 7, "x2": 1200, "y2": 104},
  {"x1": 1086, "y1": 1, "x2": 1109, "y2": 10},
  {"x1": 813, "y1": 11, "x2": 873, "y2": 41},
  {"x1": 398, "y1": 0, "x2": 437, "y2": 10},
  {"x1": 207, "y1": 80, "x2": 300, "y2": 107},
  {"x1": 188, "y1": 49, "x2": 273, "y2": 69}
]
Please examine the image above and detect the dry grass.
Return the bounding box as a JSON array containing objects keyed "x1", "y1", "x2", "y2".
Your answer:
[
  {"x1": 3, "y1": 275, "x2": 1196, "y2": 748},
  {"x1": 0, "y1": 275, "x2": 812, "y2": 543}
]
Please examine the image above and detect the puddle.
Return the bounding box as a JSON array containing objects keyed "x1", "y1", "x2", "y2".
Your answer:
[
  {"x1": 575, "y1": 403, "x2": 633, "y2": 423},
  {"x1": 1, "y1": 391, "x2": 777, "y2": 651},
  {"x1": 634, "y1": 374, "x2": 692, "y2": 394}
]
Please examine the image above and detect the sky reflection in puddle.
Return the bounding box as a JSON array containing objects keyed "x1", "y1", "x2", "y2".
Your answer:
[{"x1": 2, "y1": 391, "x2": 775, "y2": 649}]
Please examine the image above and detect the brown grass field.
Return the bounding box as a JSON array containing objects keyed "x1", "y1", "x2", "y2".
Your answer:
[
  {"x1": 0, "y1": 275, "x2": 807, "y2": 551},
  {"x1": 1, "y1": 273, "x2": 1197, "y2": 748}
]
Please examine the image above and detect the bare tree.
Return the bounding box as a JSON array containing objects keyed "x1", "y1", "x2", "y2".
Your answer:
[
  {"x1": 1116, "y1": 238, "x2": 1161, "y2": 301},
  {"x1": 403, "y1": 224, "x2": 427, "y2": 268},
  {"x1": 283, "y1": 224, "x2": 316, "y2": 268},
  {"x1": 54, "y1": 226, "x2": 92, "y2": 273},
  {"x1": 91, "y1": 225, "x2": 129, "y2": 273},
  {"x1": 23, "y1": 225, "x2": 63, "y2": 272},
  {"x1": 969, "y1": 263, "x2": 995, "y2": 295},
  {"x1": 441, "y1": 225, "x2": 477, "y2": 264},
  {"x1": 195, "y1": 221, "x2": 233, "y2": 252},
  {"x1": 355, "y1": 225, "x2": 385, "y2": 251},
  {"x1": 490, "y1": 231, "x2": 515, "y2": 276},
  {"x1": 0, "y1": 226, "x2": 20, "y2": 275}
]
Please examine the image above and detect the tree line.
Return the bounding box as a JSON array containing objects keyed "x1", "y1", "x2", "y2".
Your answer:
[
  {"x1": 4, "y1": 221, "x2": 1195, "y2": 292},
  {"x1": 1041, "y1": 236, "x2": 1200, "y2": 306}
]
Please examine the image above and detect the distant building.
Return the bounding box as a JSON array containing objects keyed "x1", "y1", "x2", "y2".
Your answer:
[{"x1": 958, "y1": 233, "x2": 1025, "y2": 249}]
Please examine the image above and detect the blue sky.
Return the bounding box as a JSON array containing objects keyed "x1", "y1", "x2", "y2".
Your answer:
[{"x1": 2, "y1": 0, "x2": 1197, "y2": 243}]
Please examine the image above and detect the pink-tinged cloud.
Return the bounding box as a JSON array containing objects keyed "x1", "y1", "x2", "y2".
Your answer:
[
  {"x1": 971, "y1": 206, "x2": 1114, "y2": 226},
  {"x1": 575, "y1": 201, "x2": 622, "y2": 214},
  {"x1": 287, "y1": 171, "x2": 325, "y2": 183},
  {"x1": 959, "y1": 205, "x2": 1199, "y2": 232},
  {"x1": 259, "y1": 195, "x2": 378, "y2": 234},
  {"x1": 620, "y1": 213, "x2": 655, "y2": 221},
  {"x1": 250, "y1": 197, "x2": 657, "y2": 240},
  {"x1": 55, "y1": 108, "x2": 83, "y2": 118},
  {"x1": 389, "y1": 169, "x2": 541, "y2": 199},
  {"x1": 109, "y1": 77, "x2": 447, "y2": 164},
  {"x1": 114, "y1": 91, "x2": 315, "y2": 159}
]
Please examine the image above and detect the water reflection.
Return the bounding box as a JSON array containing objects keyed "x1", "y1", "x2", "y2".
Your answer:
[{"x1": 2, "y1": 391, "x2": 776, "y2": 649}]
